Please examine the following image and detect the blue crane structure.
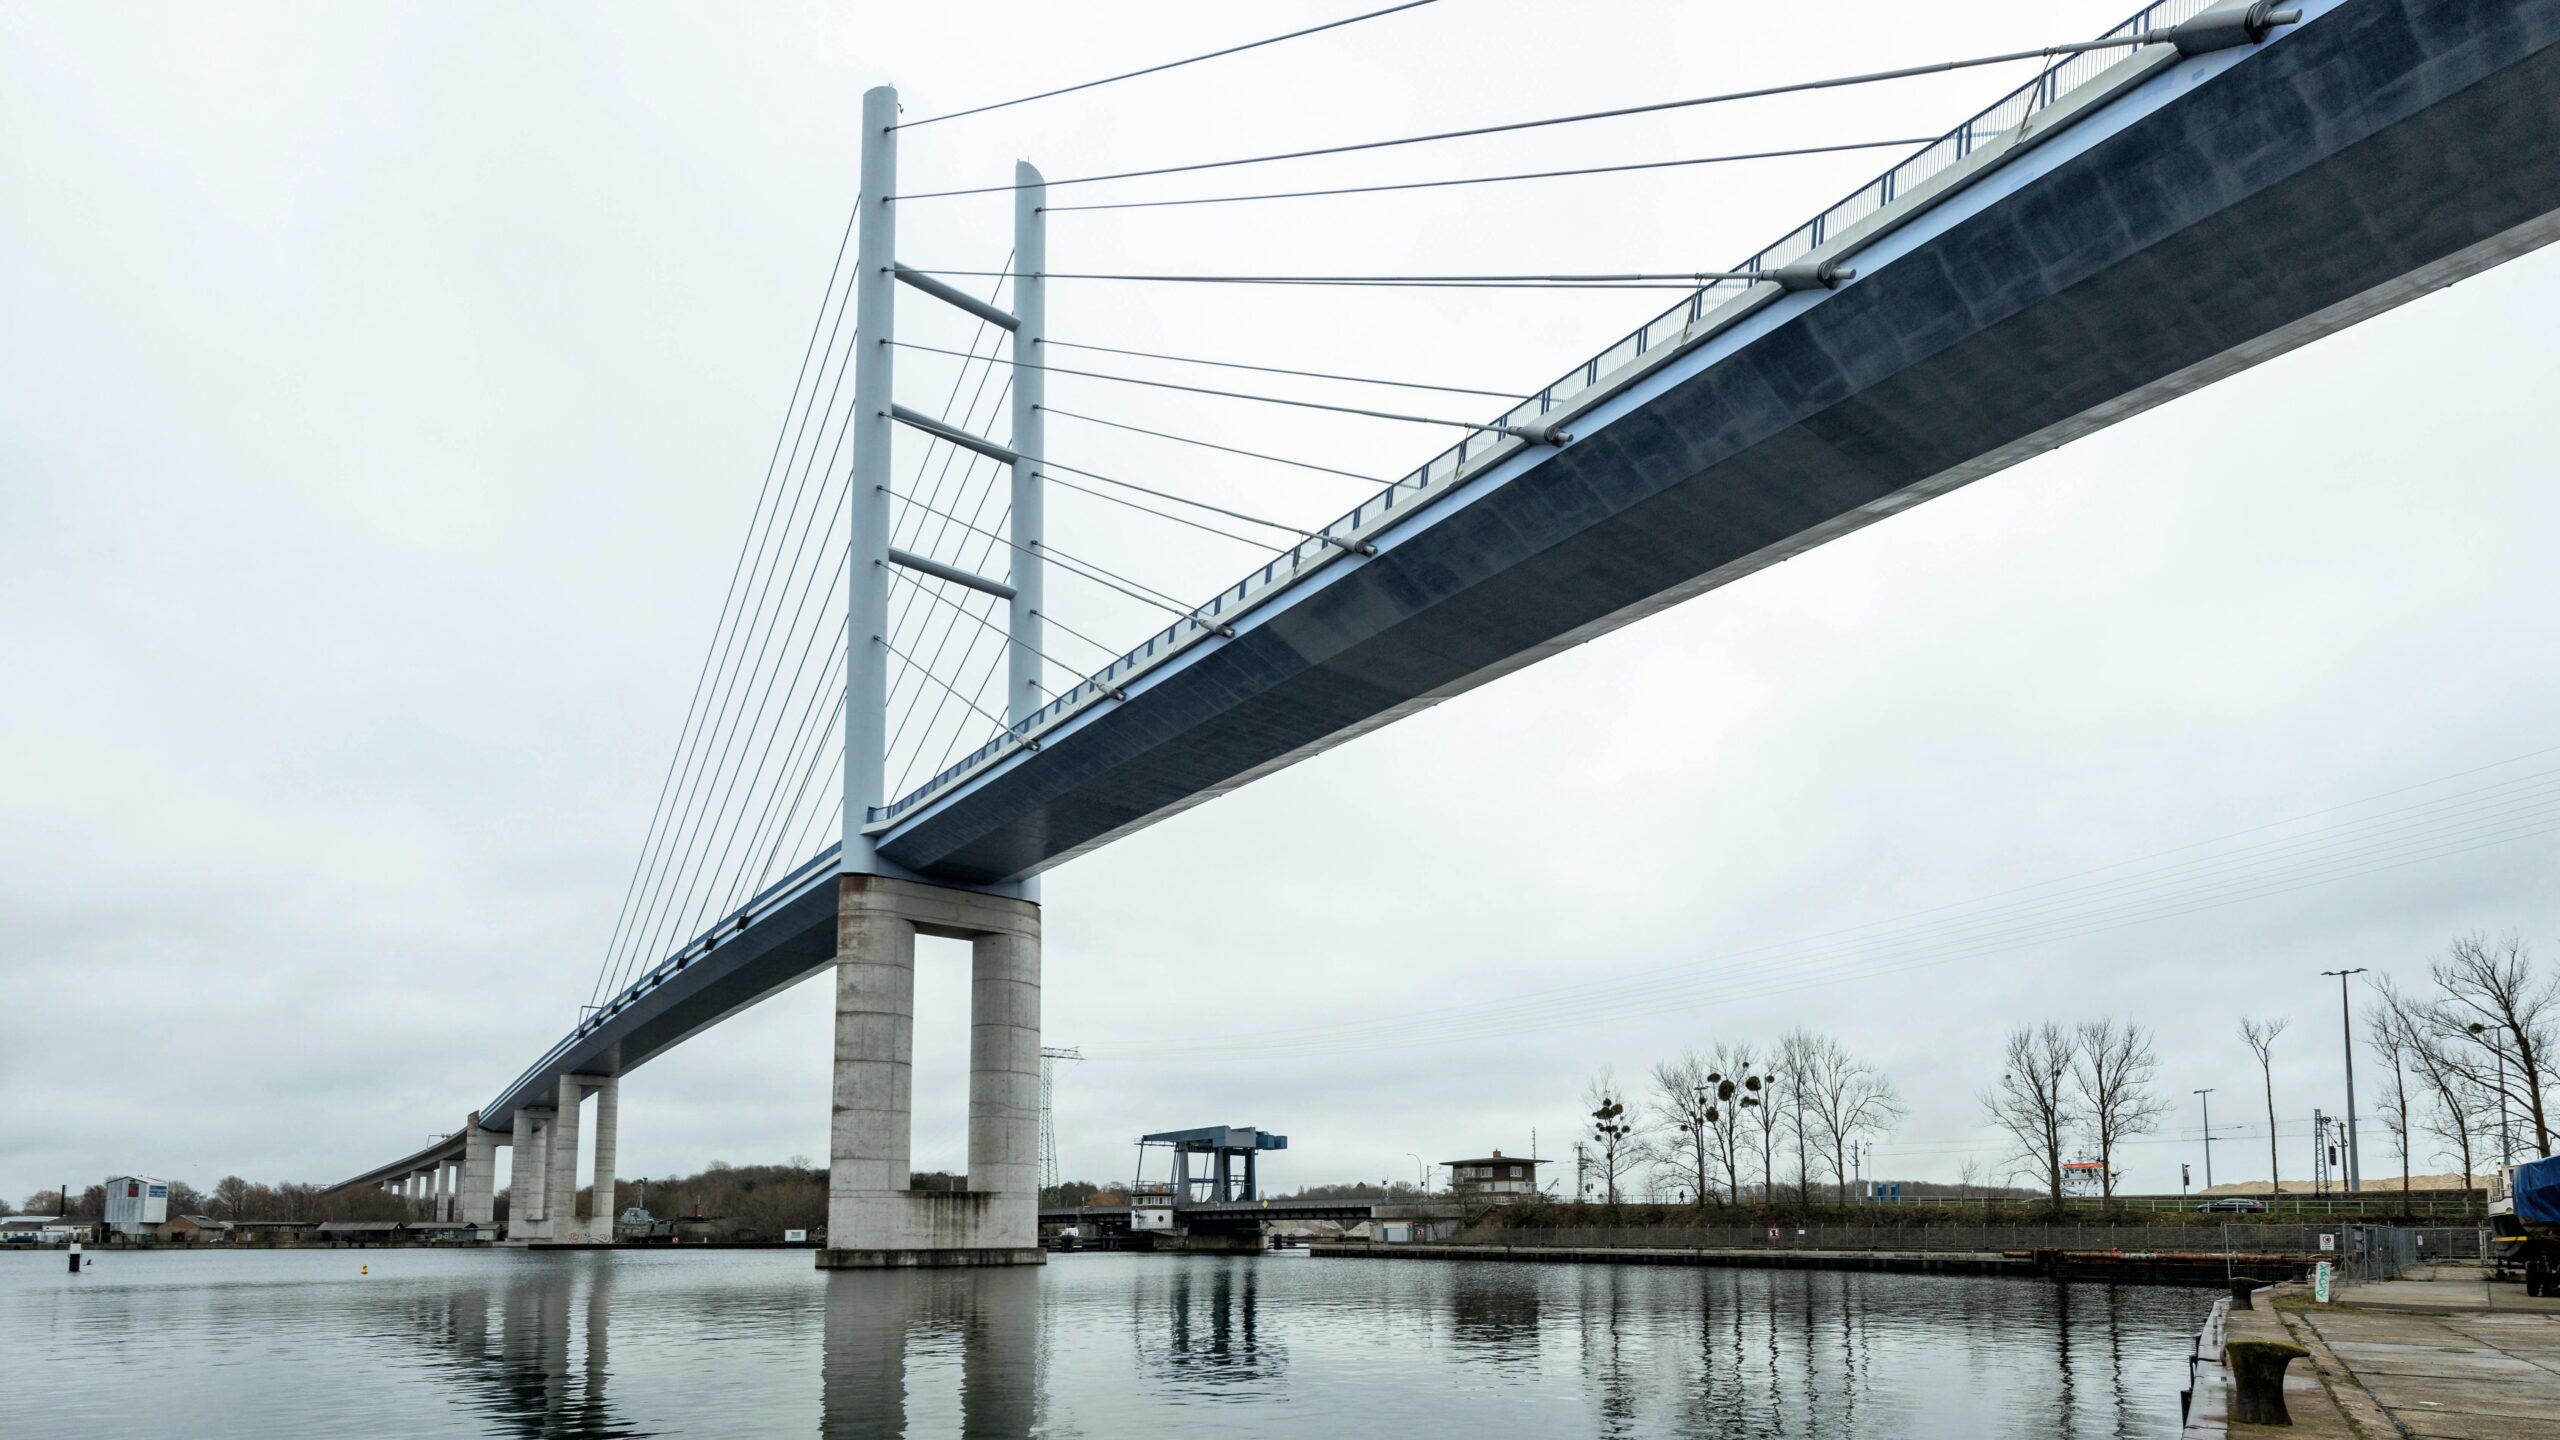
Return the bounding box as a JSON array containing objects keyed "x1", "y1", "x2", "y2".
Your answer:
[{"x1": 331, "y1": 0, "x2": 2560, "y2": 1266}]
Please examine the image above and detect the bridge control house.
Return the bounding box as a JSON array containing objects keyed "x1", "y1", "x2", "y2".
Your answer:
[{"x1": 1443, "y1": 1152, "x2": 1542, "y2": 1199}]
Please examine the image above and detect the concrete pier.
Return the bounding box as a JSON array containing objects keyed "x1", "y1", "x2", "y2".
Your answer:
[
  {"x1": 512, "y1": 1109, "x2": 549, "y2": 1240},
  {"x1": 461, "y1": 1120, "x2": 499, "y2": 1226},
  {"x1": 819, "y1": 874, "x2": 1044, "y2": 1269},
  {"x1": 589, "y1": 1076, "x2": 618, "y2": 1235}
]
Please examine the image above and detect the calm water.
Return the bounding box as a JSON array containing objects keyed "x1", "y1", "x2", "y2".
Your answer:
[{"x1": 3, "y1": 1248, "x2": 2206, "y2": 1437}]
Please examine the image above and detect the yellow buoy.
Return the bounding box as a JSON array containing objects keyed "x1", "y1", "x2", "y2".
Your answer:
[{"x1": 361, "y1": 1265, "x2": 369, "y2": 1275}]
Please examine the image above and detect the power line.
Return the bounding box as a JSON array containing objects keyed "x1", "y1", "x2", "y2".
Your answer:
[
  {"x1": 1046, "y1": 339, "x2": 1523, "y2": 399},
  {"x1": 1042, "y1": 136, "x2": 1941, "y2": 211},
  {"x1": 888, "y1": 34, "x2": 2165, "y2": 199},
  {"x1": 887, "y1": 338, "x2": 1549, "y2": 435},
  {"x1": 1042, "y1": 406, "x2": 1393, "y2": 486},
  {"x1": 891, "y1": 0, "x2": 1442, "y2": 131}
]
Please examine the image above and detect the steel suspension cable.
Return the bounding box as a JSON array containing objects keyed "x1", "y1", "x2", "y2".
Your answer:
[
  {"x1": 873, "y1": 272, "x2": 1019, "y2": 779},
  {"x1": 1041, "y1": 406, "x2": 1393, "y2": 486},
  {"x1": 888, "y1": 569, "x2": 1091, "y2": 693},
  {"x1": 626, "y1": 324, "x2": 864, "y2": 987},
  {"x1": 878, "y1": 262, "x2": 1015, "y2": 673},
  {"x1": 881, "y1": 633, "x2": 1019, "y2": 740},
  {"x1": 610, "y1": 245, "x2": 866, "y2": 997},
  {"x1": 685, "y1": 602, "x2": 852, "y2": 942},
  {"x1": 1034, "y1": 471, "x2": 1290, "y2": 548},
  {"x1": 715, "y1": 627, "x2": 853, "y2": 927},
  {"x1": 883, "y1": 486, "x2": 1209, "y2": 623},
  {"x1": 585, "y1": 198, "x2": 859, "y2": 1012},
  {"x1": 878, "y1": 375, "x2": 1020, "y2": 786},
  {"x1": 1040, "y1": 136, "x2": 1941, "y2": 211},
  {"x1": 631, "y1": 262, "x2": 1013, "y2": 994},
  {"x1": 891, "y1": 0, "x2": 1440, "y2": 130},
  {"x1": 1044, "y1": 339, "x2": 1522, "y2": 399},
  {"x1": 889, "y1": 34, "x2": 2170, "y2": 199},
  {"x1": 1033, "y1": 607, "x2": 1124, "y2": 664},
  {"x1": 1033, "y1": 452, "x2": 1386, "y2": 555},
  {"x1": 887, "y1": 339, "x2": 1540, "y2": 435},
  {"x1": 912, "y1": 270, "x2": 1710, "y2": 291}
]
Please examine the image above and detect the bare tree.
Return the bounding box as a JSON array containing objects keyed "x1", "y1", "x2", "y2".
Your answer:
[
  {"x1": 2368, "y1": 984, "x2": 2417, "y2": 1209},
  {"x1": 2426, "y1": 932, "x2": 2556, "y2": 1158},
  {"x1": 1776, "y1": 1030, "x2": 1821, "y2": 1203},
  {"x1": 2074, "y1": 1019, "x2": 2169, "y2": 1205},
  {"x1": 1705, "y1": 1044, "x2": 1761, "y2": 1204},
  {"x1": 1748, "y1": 1058, "x2": 1789, "y2": 1203},
  {"x1": 1983, "y1": 1023, "x2": 2080, "y2": 1211},
  {"x1": 1803, "y1": 1038, "x2": 1904, "y2": 1202},
  {"x1": 1651, "y1": 1053, "x2": 1718, "y2": 1210},
  {"x1": 212, "y1": 1175, "x2": 252, "y2": 1224},
  {"x1": 1586, "y1": 1072, "x2": 1645, "y2": 1212},
  {"x1": 1957, "y1": 1158, "x2": 1984, "y2": 1201},
  {"x1": 2240, "y1": 1016, "x2": 2288, "y2": 1213}
]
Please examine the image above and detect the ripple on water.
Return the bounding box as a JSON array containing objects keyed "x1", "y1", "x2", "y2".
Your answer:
[{"x1": 0, "y1": 1248, "x2": 2204, "y2": 1437}]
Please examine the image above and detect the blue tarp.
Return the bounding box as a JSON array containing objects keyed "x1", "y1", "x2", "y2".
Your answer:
[{"x1": 2514, "y1": 1155, "x2": 2560, "y2": 1227}]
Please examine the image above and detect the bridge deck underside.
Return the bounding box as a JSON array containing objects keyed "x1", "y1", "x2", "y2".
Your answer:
[
  {"x1": 876, "y1": 0, "x2": 2560, "y2": 887},
  {"x1": 471, "y1": 0, "x2": 2559, "y2": 1131}
]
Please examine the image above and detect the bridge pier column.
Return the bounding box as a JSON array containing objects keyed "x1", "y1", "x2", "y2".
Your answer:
[
  {"x1": 589, "y1": 1076, "x2": 619, "y2": 1238},
  {"x1": 461, "y1": 1120, "x2": 499, "y2": 1226},
  {"x1": 819, "y1": 874, "x2": 1044, "y2": 1269},
  {"x1": 512, "y1": 1108, "x2": 551, "y2": 1242},
  {"x1": 542, "y1": 1075, "x2": 603, "y2": 1244}
]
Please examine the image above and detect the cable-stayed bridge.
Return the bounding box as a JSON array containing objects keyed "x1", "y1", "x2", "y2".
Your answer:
[{"x1": 333, "y1": 0, "x2": 2560, "y2": 1264}]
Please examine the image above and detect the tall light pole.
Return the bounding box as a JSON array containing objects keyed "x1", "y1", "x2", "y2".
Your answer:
[
  {"x1": 1406, "y1": 1153, "x2": 1427, "y2": 1194},
  {"x1": 2321, "y1": 968, "x2": 2368, "y2": 1192},
  {"x1": 2468, "y1": 1022, "x2": 2516, "y2": 1166},
  {"x1": 2194, "y1": 1089, "x2": 2217, "y2": 1189}
]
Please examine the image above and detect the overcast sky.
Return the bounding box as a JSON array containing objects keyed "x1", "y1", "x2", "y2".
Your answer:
[{"x1": 6, "y1": 0, "x2": 2556, "y2": 1208}]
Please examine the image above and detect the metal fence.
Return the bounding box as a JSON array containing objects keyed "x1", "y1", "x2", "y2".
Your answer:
[
  {"x1": 2332, "y1": 1225, "x2": 2428, "y2": 1285},
  {"x1": 1468, "y1": 1223, "x2": 2485, "y2": 1260}
]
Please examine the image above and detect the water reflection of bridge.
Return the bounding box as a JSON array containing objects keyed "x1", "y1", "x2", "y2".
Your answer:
[
  {"x1": 418, "y1": 1263, "x2": 1039, "y2": 1438},
  {"x1": 397, "y1": 1254, "x2": 2172, "y2": 1434}
]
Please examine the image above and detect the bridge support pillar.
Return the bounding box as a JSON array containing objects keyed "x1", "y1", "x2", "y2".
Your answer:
[
  {"x1": 819, "y1": 874, "x2": 1044, "y2": 1270},
  {"x1": 590, "y1": 1076, "x2": 619, "y2": 1238},
  {"x1": 511, "y1": 1108, "x2": 551, "y2": 1242},
  {"x1": 461, "y1": 1120, "x2": 499, "y2": 1226},
  {"x1": 539, "y1": 1075, "x2": 616, "y2": 1244}
]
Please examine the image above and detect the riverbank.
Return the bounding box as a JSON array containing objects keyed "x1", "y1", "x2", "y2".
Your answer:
[
  {"x1": 1312, "y1": 1240, "x2": 2311, "y2": 1286},
  {"x1": 2182, "y1": 1263, "x2": 2560, "y2": 1437}
]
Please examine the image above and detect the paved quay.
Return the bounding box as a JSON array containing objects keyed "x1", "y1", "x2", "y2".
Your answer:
[{"x1": 2184, "y1": 1264, "x2": 2560, "y2": 1439}]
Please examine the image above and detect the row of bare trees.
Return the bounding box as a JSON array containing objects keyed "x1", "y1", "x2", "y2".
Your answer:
[
  {"x1": 2367, "y1": 934, "x2": 2557, "y2": 1196},
  {"x1": 1583, "y1": 1030, "x2": 1906, "y2": 1208},
  {"x1": 1979, "y1": 1019, "x2": 2170, "y2": 1209}
]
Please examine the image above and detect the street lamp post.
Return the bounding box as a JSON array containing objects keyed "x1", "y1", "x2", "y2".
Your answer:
[
  {"x1": 2468, "y1": 1022, "x2": 2517, "y2": 1166},
  {"x1": 1407, "y1": 1153, "x2": 1428, "y2": 1194},
  {"x1": 2194, "y1": 1089, "x2": 2217, "y2": 1189},
  {"x1": 2321, "y1": 968, "x2": 2368, "y2": 1192}
]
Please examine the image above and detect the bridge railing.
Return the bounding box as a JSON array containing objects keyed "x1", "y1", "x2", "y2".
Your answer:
[{"x1": 874, "y1": 0, "x2": 2240, "y2": 827}]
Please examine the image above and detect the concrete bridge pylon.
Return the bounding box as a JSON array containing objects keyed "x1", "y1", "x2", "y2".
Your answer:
[{"x1": 818, "y1": 874, "x2": 1044, "y2": 1269}]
